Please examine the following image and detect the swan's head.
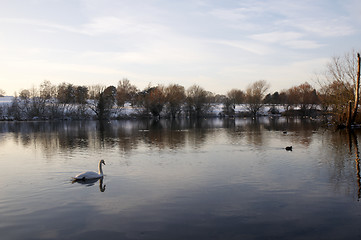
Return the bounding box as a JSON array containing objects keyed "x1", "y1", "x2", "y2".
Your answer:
[{"x1": 100, "y1": 159, "x2": 106, "y2": 165}]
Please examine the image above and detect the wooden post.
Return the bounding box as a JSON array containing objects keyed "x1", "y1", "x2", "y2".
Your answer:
[{"x1": 351, "y1": 53, "x2": 361, "y2": 124}]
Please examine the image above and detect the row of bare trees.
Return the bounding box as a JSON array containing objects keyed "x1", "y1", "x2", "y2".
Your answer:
[
  {"x1": 1, "y1": 78, "x2": 316, "y2": 120},
  {"x1": 0, "y1": 50, "x2": 360, "y2": 123}
]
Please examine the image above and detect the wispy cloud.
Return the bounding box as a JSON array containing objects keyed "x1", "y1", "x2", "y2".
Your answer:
[
  {"x1": 250, "y1": 31, "x2": 303, "y2": 43},
  {"x1": 207, "y1": 0, "x2": 356, "y2": 38},
  {"x1": 0, "y1": 16, "x2": 167, "y2": 37},
  {"x1": 0, "y1": 18, "x2": 79, "y2": 33},
  {"x1": 284, "y1": 18, "x2": 355, "y2": 37},
  {"x1": 213, "y1": 39, "x2": 273, "y2": 55},
  {"x1": 209, "y1": 8, "x2": 249, "y2": 22},
  {"x1": 80, "y1": 16, "x2": 168, "y2": 36},
  {"x1": 250, "y1": 31, "x2": 323, "y2": 49},
  {"x1": 283, "y1": 40, "x2": 324, "y2": 50}
]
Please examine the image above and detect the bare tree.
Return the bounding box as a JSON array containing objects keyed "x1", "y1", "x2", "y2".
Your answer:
[
  {"x1": 224, "y1": 89, "x2": 244, "y2": 116},
  {"x1": 75, "y1": 86, "x2": 89, "y2": 104},
  {"x1": 19, "y1": 89, "x2": 31, "y2": 100},
  {"x1": 116, "y1": 78, "x2": 138, "y2": 107},
  {"x1": 38, "y1": 80, "x2": 63, "y2": 119},
  {"x1": 8, "y1": 93, "x2": 22, "y2": 120},
  {"x1": 165, "y1": 84, "x2": 186, "y2": 118},
  {"x1": 0, "y1": 89, "x2": 5, "y2": 97},
  {"x1": 137, "y1": 85, "x2": 166, "y2": 119},
  {"x1": 88, "y1": 85, "x2": 116, "y2": 120},
  {"x1": 316, "y1": 50, "x2": 360, "y2": 124},
  {"x1": 245, "y1": 80, "x2": 270, "y2": 116},
  {"x1": 186, "y1": 85, "x2": 211, "y2": 118},
  {"x1": 227, "y1": 89, "x2": 244, "y2": 106},
  {"x1": 88, "y1": 84, "x2": 105, "y2": 100},
  {"x1": 17, "y1": 86, "x2": 47, "y2": 119},
  {"x1": 57, "y1": 83, "x2": 76, "y2": 104},
  {"x1": 286, "y1": 82, "x2": 319, "y2": 115},
  {"x1": 40, "y1": 80, "x2": 57, "y2": 100}
]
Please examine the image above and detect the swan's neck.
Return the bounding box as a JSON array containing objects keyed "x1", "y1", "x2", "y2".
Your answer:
[{"x1": 98, "y1": 162, "x2": 103, "y2": 175}]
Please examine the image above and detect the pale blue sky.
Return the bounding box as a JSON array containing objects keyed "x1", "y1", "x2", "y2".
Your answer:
[{"x1": 1, "y1": 0, "x2": 360, "y2": 95}]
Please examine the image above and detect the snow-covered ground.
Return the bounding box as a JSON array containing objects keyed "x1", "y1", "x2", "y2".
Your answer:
[
  {"x1": 0, "y1": 96, "x2": 13, "y2": 104},
  {"x1": 209, "y1": 103, "x2": 286, "y2": 116}
]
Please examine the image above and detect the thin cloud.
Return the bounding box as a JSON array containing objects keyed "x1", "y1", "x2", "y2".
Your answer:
[
  {"x1": 250, "y1": 31, "x2": 323, "y2": 49},
  {"x1": 286, "y1": 18, "x2": 355, "y2": 37},
  {"x1": 209, "y1": 8, "x2": 249, "y2": 22},
  {"x1": 213, "y1": 40, "x2": 273, "y2": 55},
  {"x1": 284, "y1": 40, "x2": 324, "y2": 49},
  {"x1": 0, "y1": 15, "x2": 167, "y2": 38},
  {"x1": 80, "y1": 16, "x2": 168, "y2": 36},
  {"x1": 250, "y1": 31, "x2": 303, "y2": 43},
  {"x1": 0, "y1": 18, "x2": 79, "y2": 33},
  {"x1": 207, "y1": 0, "x2": 356, "y2": 38}
]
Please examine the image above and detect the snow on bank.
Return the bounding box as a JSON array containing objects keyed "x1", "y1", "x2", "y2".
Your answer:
[
  {"x1": 0, "y1": 96, "x2": 13, "y2": 104},
  {"x1": 0, "y1": 96, "x2": 290, "y2": 119},
  {"x1": 210, "y1": 104, "x2": 286, "y2": 116}
]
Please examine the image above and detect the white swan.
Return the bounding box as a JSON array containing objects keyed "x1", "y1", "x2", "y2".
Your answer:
[{"x1": 73, "y1": 159, "x2": 106, "y2": 180}]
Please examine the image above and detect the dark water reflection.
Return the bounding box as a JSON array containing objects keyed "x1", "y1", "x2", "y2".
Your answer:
[
  {"x1": 0, "y1": 117, "x2": 320, "y2": 155},
  {"x1": 1, "y1": 117, "x2": 361, "y2": 239}
]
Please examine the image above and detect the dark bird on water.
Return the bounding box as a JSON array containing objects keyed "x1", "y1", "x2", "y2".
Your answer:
[{"x1": 285, "y1": 146, "x2": 292, "y2": 151}]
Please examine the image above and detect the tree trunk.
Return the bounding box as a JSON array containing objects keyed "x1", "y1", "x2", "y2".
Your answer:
[
  {"x1": 347, "y1": 100, "x2": 352, "y2": 128},
  {"x1": 351, "y1": 53, "x2": 361, "y2": 125}
]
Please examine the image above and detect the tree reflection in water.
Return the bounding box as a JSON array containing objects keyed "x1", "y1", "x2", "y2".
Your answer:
[
  {"x1": 3, "y1": 117, "x2": 361, "y2": 239},
  {"x1": 350, "y1": 131, "x2": 361, "y2": 200},
  {"x1": 0, "y1": 117, "x2": 322, "y2": 156},
  {"x1": 3, "y1": 117, "x2": 361, "y2": 199}
]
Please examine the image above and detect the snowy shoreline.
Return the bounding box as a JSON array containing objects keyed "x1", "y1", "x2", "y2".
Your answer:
[{"x1": 0, "y1": 96, "x2": 319, "y2": 121}]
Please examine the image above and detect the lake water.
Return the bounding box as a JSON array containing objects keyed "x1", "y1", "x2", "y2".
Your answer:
[{"x1": 1, "y1": 117, "x2": 361, "y2": 240}]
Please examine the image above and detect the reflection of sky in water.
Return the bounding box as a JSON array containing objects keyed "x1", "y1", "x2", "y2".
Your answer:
[{"x1": 0, "y1": 118, "x2": 361, "y2": 239}]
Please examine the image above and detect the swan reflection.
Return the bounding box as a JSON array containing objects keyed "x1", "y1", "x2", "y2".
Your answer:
[{"x1": 72, "y1": 177, "x2": 106, "y2": 192}]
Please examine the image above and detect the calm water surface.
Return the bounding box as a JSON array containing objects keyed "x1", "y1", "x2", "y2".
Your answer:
[{"x1": 1, "y1": 118, "x2": 361, "y2": 240}]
